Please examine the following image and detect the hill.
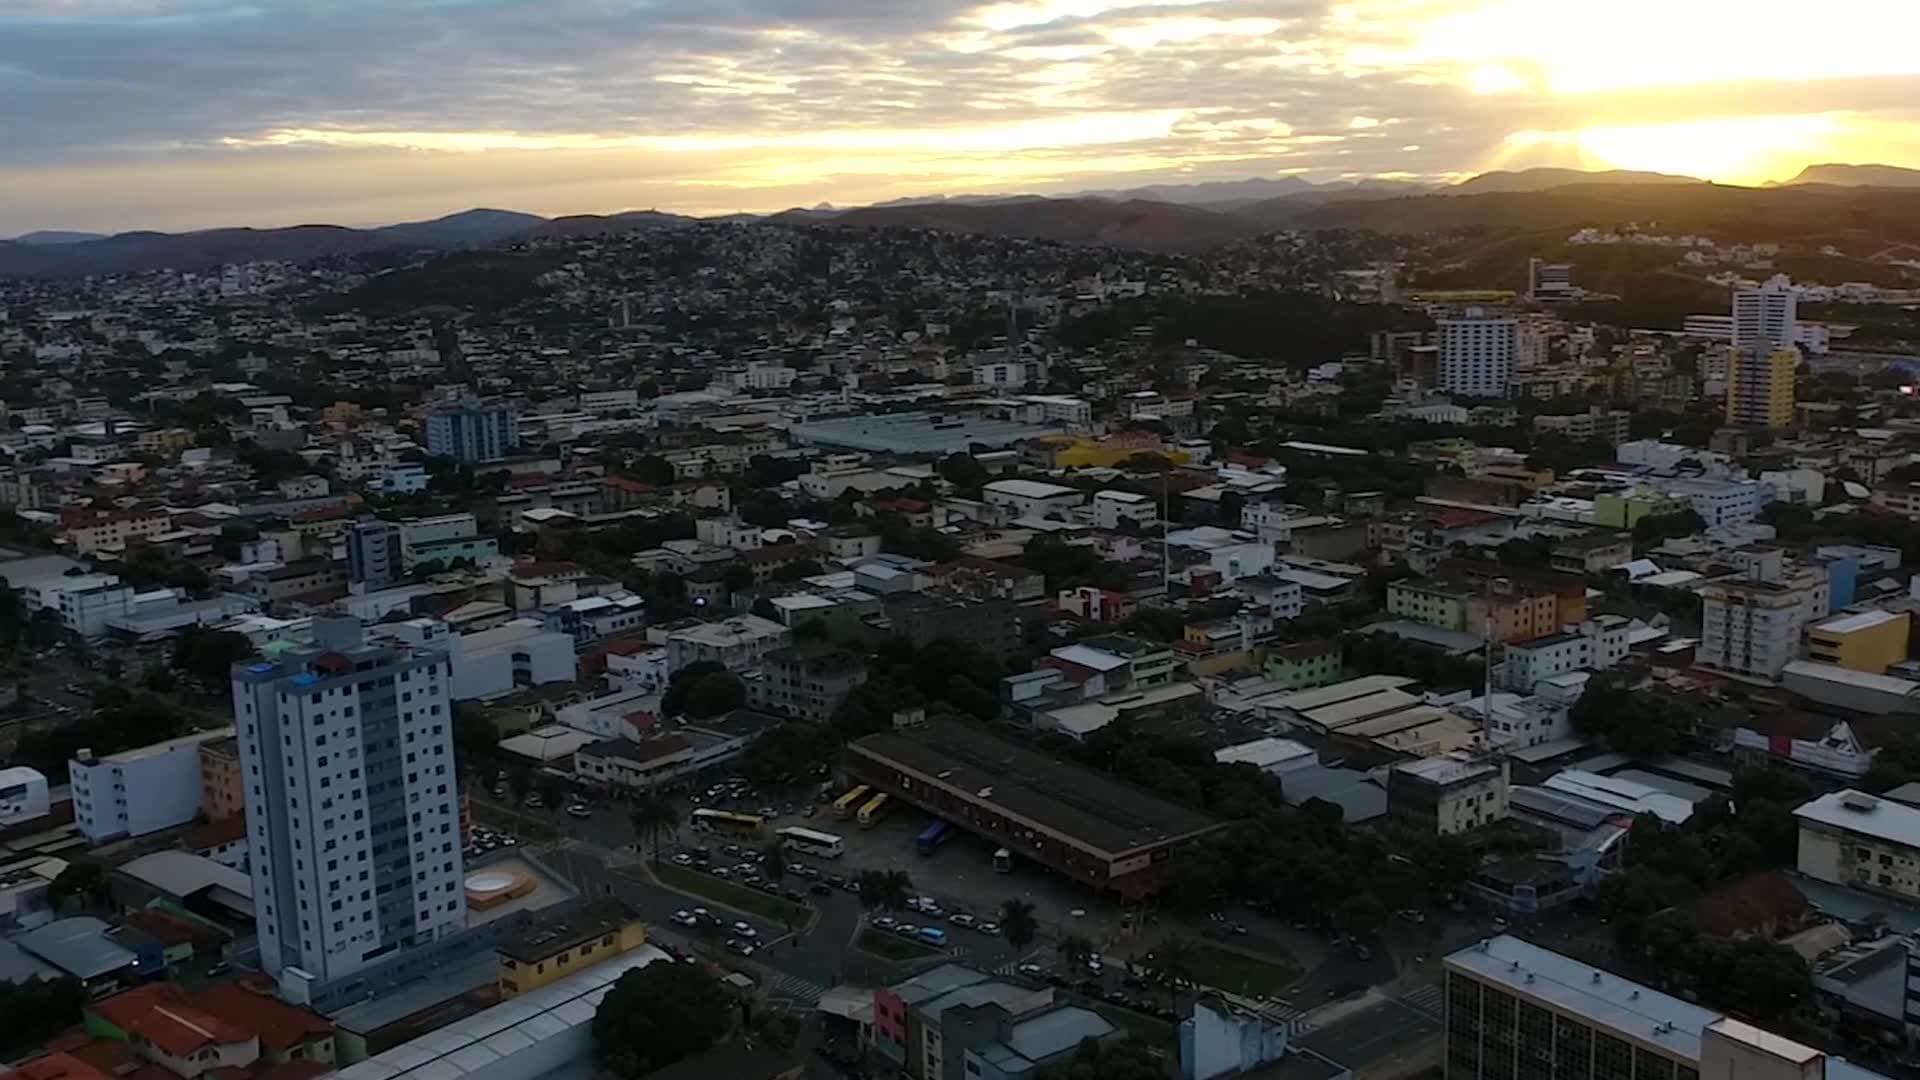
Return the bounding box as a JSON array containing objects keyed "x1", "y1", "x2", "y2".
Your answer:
[
  {"x1": 1244, "y1": 182, "x2": 1920, "y2": 250},
  {"x1": 525, "y1": 210, "x2": 695, "y2": 239},
  {"x1": 1450, "y1": 168, "x2": 1704, "y2": 194},
  {"x1": 9, "y1": 230, "x2": 106, "y2": 246},
  {"x1": 808, "y1": 197, "x2": 1250, "y2": 252},
  {"x1": 1783, "y1": 163, "x2": 1920, "y2": 188}
]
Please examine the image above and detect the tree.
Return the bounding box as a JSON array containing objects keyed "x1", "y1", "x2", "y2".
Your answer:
[
  {"x1": 1632, "y1": 508, "x2": 1707, "y2": 547},
  {"x1": 761, "y1": 840, "x2": 787, "y2": 882},
  {"x1": 938, "y1": 452, "x2": 989, "y2": 496},
  {"x1": 508, "y1": 767, "x2": 533, "y2": 804},
  {"x1": 48, "y1": 861, "x2": 111, "y2": 912},
  {"x1": 1037, "y1": 1037, "x2": 1164, "y2": 1080},
  {"x1": 453, "y1": 705, "x2": 499, "y2": 763},
  {"x1": 171, "y1": 627, "x2": 259, "y2": 685},
  {"x1": 1147, "y1": 935, "x2": 1196, "y2": 1012},
  {"x1": 855, "y1": 869, "x2": 912, "y2": 911},
  {"x1": 1000, "y1": 899, "x2": 1038, "y2": 952},
  {"x1": 682, "y1": 671, "x2": 746, "y2": 719},
  {"x1": 592, "y1": 962, "x2": 732, "y2": 1075},
  {"x1": 627, "y1": 455, "x2": 677, "y2": 487},
  {"x1": 661, "y1": 660, "x2": 727, "y2": 716},
  {"x1": 0, "y1": 977, "x2": 88, "y2": 1060},
  {"x1": 1057, "y1": 934, "x2": 1095, "y2": 969},
  {"x1": 630, "y1": 795, "x2": 680, "y2": 865},
  {"x1": 538, "y1": 778, "x2": 567, "y2": 811},
  {"x1": 140, "y1": 662, "x2": 177, "y2": 693}
]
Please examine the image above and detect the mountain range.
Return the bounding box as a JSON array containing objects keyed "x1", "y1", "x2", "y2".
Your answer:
[{"x1": 7, "y1": 164, "x2": 1920, "y2": 276}]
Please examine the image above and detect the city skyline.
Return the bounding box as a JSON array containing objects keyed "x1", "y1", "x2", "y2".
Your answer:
[{"x1": 4, "y1": 0, "x2": 1920, "y2": 235}]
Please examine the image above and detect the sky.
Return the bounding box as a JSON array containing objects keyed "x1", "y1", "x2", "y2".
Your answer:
[{"x1": 4, "y1": 0, "x2": 1920, "y2": 235}]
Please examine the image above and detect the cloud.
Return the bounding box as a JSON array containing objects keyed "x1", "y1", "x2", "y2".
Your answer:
[{"x1": 1, "y1": 0, "x2": 1918, "y2": 232}]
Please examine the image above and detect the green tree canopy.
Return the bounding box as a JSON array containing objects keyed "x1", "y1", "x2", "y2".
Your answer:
[{"x1": 591, "y1": 962, "x2": 733, "y2": 1076}]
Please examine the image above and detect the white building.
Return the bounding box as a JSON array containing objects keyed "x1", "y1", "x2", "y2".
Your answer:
[
  {"x1": 578, "y1": 389, "x2": 640, "y2": 414},
  {"x1": 69, "y1": 728, "x2": 235, "y2": 843},
  {"x1": 983, "y1": 478, "x2": 1085, "y2": 522},
  {"x1": 717, "y1": 362, "x2": 796, "y2": 392},
  {"x1": 1732, "y1": 275, "x2": 1798, "y2": 353},
  {"x1": 606, "y1": 645, "x2": 671, "y2": 694},
  {"x1": 373, "y1": 618, "x2": 577, "y2": 701},
  {"x1": 0, "y1": 766, "x2": 52, "y2": 827},
  {"x1": 1699, "y1": 580, "x2": 1806, "y2": 681},
  {"x1": 1795, "y1": 789, "x2": 1920, "y2": 902},
  {"x1": 1654, "y1": 477, "x2": 1769, "y2": 527},
  {"x1": 1437, "y1": 309, "x2": 1517, "y2": 398},
  {"x1": 371, "y1": 464, "x2": 429, "y2": 495},
  {"x1": 1498, "y1": 616, "x2": 1630, "y2": 692},
  {"x1": 1089, "y1": 489, "x2": 1157, "y2": 530},
  {"x1": 231, "y1": 618, "x2": 464, "y2": 992},
  {"x1": 664, "y1": 615, "x2": 789, "y2": 674}
]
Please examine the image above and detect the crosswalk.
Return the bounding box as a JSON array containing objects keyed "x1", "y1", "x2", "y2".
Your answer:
[
  {"x1": 765, "y1": 971, "x2": 830, "y2": 1005},
  {"x1": 1397, "y1": 981, "x2": 1444, "y2": 1020}
]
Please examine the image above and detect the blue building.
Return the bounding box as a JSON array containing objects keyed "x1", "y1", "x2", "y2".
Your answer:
[{"x1": 426, "y1": 403, "x2": 519, "y2": 463}]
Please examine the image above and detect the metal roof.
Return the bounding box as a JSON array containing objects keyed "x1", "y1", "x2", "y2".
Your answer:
[
  {"x1": 15, "y1": 917, "x2": 138, "y2": 979},
  {"x1": 1796, "y1": 790, "x2": 1920, "y2": 850},
  {"x1": 1445, "y1": 935, "x2": 1719, "y2": 1061},
  {"x1": 332, "y1": 946, "x2": 672, "y2": 1080}
]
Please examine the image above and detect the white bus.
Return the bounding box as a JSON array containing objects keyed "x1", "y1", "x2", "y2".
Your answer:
[{"x1": 777, "y1": 826, "x2": 846, "y2": 860}]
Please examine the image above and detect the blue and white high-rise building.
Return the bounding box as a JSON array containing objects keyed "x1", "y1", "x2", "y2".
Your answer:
[
  {"x1": 232, "y1": 617, "x2": 463, "y2": 990},
  {"x1": 425, "y1": 403, "x2": 519, "y2": 463}
]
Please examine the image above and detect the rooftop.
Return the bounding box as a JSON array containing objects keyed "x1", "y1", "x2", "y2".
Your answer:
[
  {"x1": 497, "y1": 898, "x2": 641, "y2": 965},
  {"x1": 1796, "y1": 790, "x2": 1920, "y2": 850},
  {"x1": 1813, "y1": 609, "x2": 1907, "y2": 635},
  {"x1": 850, "y1": 717, "x2": 1223, "y2": 858},
  {"x1": 790, "y1": 412, "x2": 1065, "y2": 454},
  {"x1": 1444, "y1": 935, "x2": 1720, "y2": 1061},
  {"x1": 983, "y1": 478, "x2": 1082, "y2": 500},
  {"x1": 332, "y1": 947, "x2": 674, "y2": 1080}
]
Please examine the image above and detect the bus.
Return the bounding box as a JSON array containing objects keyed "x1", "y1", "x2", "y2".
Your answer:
[
  {"x1": 856, "y1": 792, "x2": 891, "y2": 829},
  {"x1": 691, "y1": 809, "x2": 767, "y2": 840},
  {"x1": 831, "y1": 785, "x2": 872, "y2": 821},
  {"x1": 777, "y1": 826, "x2": 846, "y2": 860},
  {"x1": 992, "y1": 848, "x2": 1013, "y2": 873},
  {"x1": 915, "y1": 820, "x2": 951, "y2": 856}
]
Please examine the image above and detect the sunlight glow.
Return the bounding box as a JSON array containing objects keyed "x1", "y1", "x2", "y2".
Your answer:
[{"x1": 1498, "y1": 114, "x2": 1857, "y2": 184}]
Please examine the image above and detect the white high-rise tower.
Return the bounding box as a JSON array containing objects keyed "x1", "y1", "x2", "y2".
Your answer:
[
  {"x1": 1732, "y1": 275, "x2": 1798, "y2": 353},
  {"x1": 232, "y1": 617, "x2": 464, "y2": 992}
]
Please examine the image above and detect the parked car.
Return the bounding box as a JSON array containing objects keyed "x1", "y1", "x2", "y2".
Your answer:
[
  {"x1": 671, "y1": 853, "x2": 693, "y2": 866},
  {"x1": 916, "y1": 927, "x2": 948, "y2": 946},
  {"x1": 948, "y1": 913, "x2": 977, "y2": 929},
  {"x1": 727, "y1": 939, "x2": 756, "y2": 957},
  {"x1": 565, "y1": 804, "x2": 591, "y2": 819},
  {"x1": 671, "y1": 910, "x2": 699, "y2": 927},
  {"x1": 809, "y1": 882, "x2": 833, "y2": 896},
  {"x1": 893, "y1": 923, "x2": 920, "y2": 938},
  {"x1": 1017, "y1": 963, "x2": 1045, "y2": 977},
  {"x1": 732, "y1": 922, "x2": 757, "y2": 938},
  {"x1": 977, "y1": 922, "x2": 1001, "y2": 936}
]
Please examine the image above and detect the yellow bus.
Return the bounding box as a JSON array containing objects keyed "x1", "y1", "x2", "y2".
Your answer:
[
  {"x1": 857, "y1": 792, "x2": 891, "y2": 829},
  {"x1": 691, "y1": 808, "x2": 767, "y2": 840},
  {"x1": 831, "y1": 784, "x2": 873, "y2": 821}
]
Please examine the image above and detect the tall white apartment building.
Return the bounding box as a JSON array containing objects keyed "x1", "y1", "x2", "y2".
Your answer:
[
  {"x1": 1437, "y1": 309, "x2": 1517, "y2": 399},
  {"x1": 1698, "y1": 580, "x2": 1805, "y2": 681},
  {"x1": 1732, "y1": 275, "x2": 1798, "y2": 353},
  {"x1": 231, "y1": 618, "x2": 464, "y2": 992}
]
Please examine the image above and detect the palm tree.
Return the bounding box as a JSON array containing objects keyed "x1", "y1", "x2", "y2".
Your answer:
[
  {"x1": 629, "y1": 793, "x2": 679, "y2": 866},
  {"x1": 855, "y1": 869, "x2": 912, "y2": 911},
  {"x1": 761, "y1": 840, "x2": 787, "y2": 881},
  {"x1": 1000, "y1": 899, "x2": 1038, "y2": 952},
  {"x1": 1058, "y1": 934, "x2": 1094, "y2": 969}
]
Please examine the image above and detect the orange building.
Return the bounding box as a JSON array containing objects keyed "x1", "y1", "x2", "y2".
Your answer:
[{"x1": 199, "y1": 737, "x2": 245, "y2": 822}]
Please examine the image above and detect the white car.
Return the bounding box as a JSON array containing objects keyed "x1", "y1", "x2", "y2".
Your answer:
[
  {"x1": 671, "y1": 853, "x2": 693, "y2": 866},
  {"x1": 949, "y1": 913, "x2": 977, "y2": 929},
  {"x1": 671, "y1": 910, "x2": 698, "y2": 927},
  {"x1": 732, "y1": 922, "x2": 758, "y2": 938},
  {"x1": 1018, "y1": 963, "x2": 1045, "y2": 977},
  {"x1": 873, "y1": 916, "x2": 898, "y2": 930},
  {"x1": 977, "y1": 923, "x2": 1001, "y2": 936}
]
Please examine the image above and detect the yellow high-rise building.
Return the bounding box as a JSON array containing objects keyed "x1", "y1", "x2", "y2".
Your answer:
[{"x1": 1724, "y1": 346, "x2": 1797, "y2": 429}]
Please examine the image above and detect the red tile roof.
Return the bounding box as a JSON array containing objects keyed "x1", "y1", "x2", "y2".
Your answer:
[
  {"x1": 186, "y1": 983, "x2": 332, "y2": 1054},
  {"x1": 4, "y1": 1053, "x2": 113, "y2": 1080},
  {"x1": 93, "y1": 984, "x2": 253, "y2": 1059}
]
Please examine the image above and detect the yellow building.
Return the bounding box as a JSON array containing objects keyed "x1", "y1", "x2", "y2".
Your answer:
[
  {"x1": 1807, "y1": 610, "x2": 1911, "y2": 674},
  {"x1": 1387, "y1": 579, "x2": 1474, "y2": 632},
  {"x1": 497, "y1": 898, "x2": 648, "y2": 999},
  {"x1": 1027, "y1": 433, "x2": 1192, "y2": 470},
  {"x1": 1593, "y1": 490, "x2": 1690, "y2": 529},
  {"x1": 1725, "y1": 346, "x2": 1797, "y2": 429}
]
